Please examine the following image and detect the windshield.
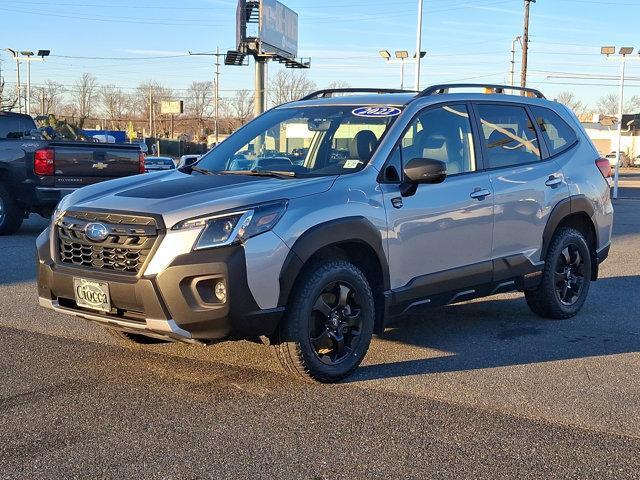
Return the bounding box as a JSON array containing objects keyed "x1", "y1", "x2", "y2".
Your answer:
[{"x1": 196, "y1": 105, "x2": 403, "y2": 177}]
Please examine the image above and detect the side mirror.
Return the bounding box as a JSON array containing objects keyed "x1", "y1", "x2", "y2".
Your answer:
[{"x1": 401, "y1": 158, "x2": 447, "y2": 196}]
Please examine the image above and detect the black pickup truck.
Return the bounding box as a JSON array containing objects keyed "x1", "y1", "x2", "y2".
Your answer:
[{"x1": 0, "y1": 111, "x2": 144, "y2": 235}]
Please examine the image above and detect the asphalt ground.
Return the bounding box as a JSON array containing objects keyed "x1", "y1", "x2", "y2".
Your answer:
[{"x1": 1, "y1": 171, "x2": 639, "y2": 478}]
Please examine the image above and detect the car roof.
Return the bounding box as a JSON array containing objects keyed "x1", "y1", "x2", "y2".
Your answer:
[
  {"x1": 280, "y1": 91, "x2": 560, "y2": 111},
  {"x1": 284, "y1": 93, "x2": 417, "y2": 107},
  {"x1": 0, "y1": 111, "x2": 33, "y2": 119}
]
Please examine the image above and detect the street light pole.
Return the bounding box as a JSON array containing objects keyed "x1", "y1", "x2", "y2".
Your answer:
[
  {"x1": 4, "y1": 49, "x2": 49, "y2": 115},
  {"x1": 614, "y1": 57, "x2": 626, "y2": 199},
  {"x1": 15, "y1": 58, "x2": 21, "y2": 113},
  {"x1": 23, "y1": 52, "x2": 33, "y2": 115},
  {"x1": 415, "y1": 0, "x2": 424, "y2": 90},
  {"x1": 380, "y1": 50, "x2": 423, "y2": 90},
  {"x1": 510, "y1": 35, "x2": 522, "y2": 87},
  {"x1": 601, "y1": 46, "x2": 638, "y2": 199}
]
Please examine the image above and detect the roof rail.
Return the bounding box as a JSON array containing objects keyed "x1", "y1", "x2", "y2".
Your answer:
[
  {"x1": 417, "y1": 83, "x2": 545, "y2": 99},
  {"x1": 300, "y1": 88, "x2": 416, "y2": 101}
]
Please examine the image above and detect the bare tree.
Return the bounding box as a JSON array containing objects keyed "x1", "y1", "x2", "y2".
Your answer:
[
  {"x1": 136, "y1": 80, "x2": 175, "y2": 137},
  {"x1": 269, "y1": 70, "x2": 316, "y2": 107},
  {"x1": 595, "y1": 93, "x2": 640, "y2": 116},
  {"x1": 555, "y1": 91, "x2": 585, "y2": 115},
  {"x1": 70, "y1": 73, "x2": 98, "y2": 127},
  {"x1": 31, "y1": 80, "x2": 65, "y2": 115},
  {"x1": 326, "y1": 80, "x2": 351, "y2": 90},
  {"x1": 229, "y1": 89, "x2": 254, "y2": 126},
  {"x1": 186, "y1": 81, "x2": 213, "y2": 133},
  {"x1": 99, "y1": 85, "x2": 128, "y2": 129},
  {"x1": 0, "y1": 76, "x2": 18, "y2": 112}
]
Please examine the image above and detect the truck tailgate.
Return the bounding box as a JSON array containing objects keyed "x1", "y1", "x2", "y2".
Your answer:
[{"x1": 51, "y1": 142, "x2": 141, "y2": 187}]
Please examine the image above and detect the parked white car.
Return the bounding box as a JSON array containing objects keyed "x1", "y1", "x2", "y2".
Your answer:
[{"x1": 605, "y1": 151, "x2": 630, "y2": 168}]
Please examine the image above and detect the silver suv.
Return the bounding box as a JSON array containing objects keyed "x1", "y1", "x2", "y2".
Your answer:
[{"x1": 37, "y1": 84, "x2": 613, "y2": 382}]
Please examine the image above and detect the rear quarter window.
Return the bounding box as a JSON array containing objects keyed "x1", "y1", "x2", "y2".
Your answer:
[{"x1": 530, "y1": 106, "x2": 578, "y2": 156}]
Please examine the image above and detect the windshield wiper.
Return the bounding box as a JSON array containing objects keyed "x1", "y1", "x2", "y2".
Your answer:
[
  {"x1": 190, "y1": 166, "x2": 216, "y2": 176},
  {"x1": 220, "y1": 169, "x2": 297, "y2": 179}
]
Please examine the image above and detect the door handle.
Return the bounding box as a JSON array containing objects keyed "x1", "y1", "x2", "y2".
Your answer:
[
  {"x1": 545, "y1": 174, "x2": 563, "y2": 187},
  {"x1": 470, "y1": 188, "x2": 491, "y2": 200},
  {"x1": 391, "y1": 197, "x2": 403, "y2": 209}
]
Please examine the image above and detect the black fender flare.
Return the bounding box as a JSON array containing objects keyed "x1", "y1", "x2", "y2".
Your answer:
[
  {"x1": 541, "y1": 194, "x2": 597, "y2": 259},
  {"x1": 277, "y1": 216, "x2": 390, "y2": 306}
]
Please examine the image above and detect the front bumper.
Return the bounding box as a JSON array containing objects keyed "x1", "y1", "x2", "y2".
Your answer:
[{"x1": 36, "y1": 227, "x2": 284, "y2": 342}]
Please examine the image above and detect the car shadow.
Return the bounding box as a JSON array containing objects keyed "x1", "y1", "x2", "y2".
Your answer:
[
  {"x1": 0, "y1": 215, "x2": 49, "y2": 285},
  {"x1": 348, "y1": 275, "x2": 640, "y2": 383}
]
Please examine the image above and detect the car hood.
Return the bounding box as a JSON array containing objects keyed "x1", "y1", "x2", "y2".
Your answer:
[{"x1": 61, "y1": 170, "x2": 337, "y2": 228}]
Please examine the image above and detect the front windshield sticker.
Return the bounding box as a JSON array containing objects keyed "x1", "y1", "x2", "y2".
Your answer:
[
  {"x1": 352, "y1": 106, "x2": 402, "y2": 118},
  {"x1": 343, "y1": 159, "x2": 362, "y2": 169}
]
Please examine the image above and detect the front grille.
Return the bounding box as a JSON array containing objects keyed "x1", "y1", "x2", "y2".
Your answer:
[{"x1": 56, "y1": 211, "x2": 158, "y2": 274}]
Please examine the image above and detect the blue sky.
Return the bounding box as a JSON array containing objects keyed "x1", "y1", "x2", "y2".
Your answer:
[{"x1": 1, "y1": 0, "x2": 639, "y2": 106}]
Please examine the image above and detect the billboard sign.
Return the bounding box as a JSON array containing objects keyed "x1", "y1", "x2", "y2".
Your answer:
[
  {"x1": 260, "y1": 0, "x2": 298, "y2": 59},
  {"x1": 236, "y1": 0, "x2": 247, "y2": 51},
  {"x1": 160, "y1": 100, "x2": 184, "y2": 115}
]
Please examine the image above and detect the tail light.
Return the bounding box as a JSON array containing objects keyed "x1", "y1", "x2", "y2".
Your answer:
[
  {"x1": 34, "y1": 148, "x2": 55, "y2": 176},
  {"x1": 596, "y1": 157, "x2": 612, "y2": 179},
  {"x1": 139, "y1": 152, "x2": 146, "y2": 174}
]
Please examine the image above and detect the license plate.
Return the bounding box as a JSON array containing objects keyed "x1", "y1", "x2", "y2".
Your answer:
[{"x1": 73, "y1": 278, "x2": 111, "y2": 312}]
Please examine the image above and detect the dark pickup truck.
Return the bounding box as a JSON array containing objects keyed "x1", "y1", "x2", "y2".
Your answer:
[{"x1": 0, "y1": 111, "x2": 144, "y2": 235}]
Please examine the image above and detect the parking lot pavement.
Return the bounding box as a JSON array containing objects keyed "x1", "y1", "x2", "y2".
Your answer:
[{"x1": 1, "y1": 176, "x2": 639, "y2": 478}]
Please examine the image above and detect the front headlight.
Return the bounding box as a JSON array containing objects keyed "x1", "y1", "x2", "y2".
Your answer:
[{"x1": 172, "y1": 200, "x2": 288, "y2": 250}]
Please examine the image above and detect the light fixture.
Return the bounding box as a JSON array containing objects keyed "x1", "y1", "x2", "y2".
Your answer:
[
  {"x1": 20, "y1": 50, "x2": 34, "y2": 56},
  {"x1": 414, "y1": 51, "x2": 426, "y2": 59},
  {"x1": 37, "y1": 50, "x2": 50, "y2": 57},
  {"x1": 619, "y1": 47, "x2": 634, "y2": 55},
  {"x1": 214, "y1": 281, "x2": 227, "y2": 303},
  {"x1": 395, "y1": 50, "x2": 409, "y2": 59},
  {"x1": 601, "y1": 46, "x2": 615, "y2": 55},
  {"x1": 379, "y1": 50, "x2": 391, "y2": 60}
]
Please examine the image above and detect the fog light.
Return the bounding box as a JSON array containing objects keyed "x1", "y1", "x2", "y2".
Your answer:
[{"x1": 214, "y1": 281, "x2": 227, "y2": 303}]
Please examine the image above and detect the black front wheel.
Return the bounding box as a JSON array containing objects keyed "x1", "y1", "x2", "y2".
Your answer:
[
  {"x1": 273, "y1": 260, "x2": 375, "y2": 383},
  {"x1": 525, "y1": 227, "x2": 592, "y2": 319}
]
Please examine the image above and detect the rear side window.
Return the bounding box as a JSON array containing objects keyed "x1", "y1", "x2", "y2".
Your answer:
[
  {"x1": 530, "y1": 106, "x2": 578, "y2": 155},
  {"x1": 476, "y1": 104, "x2": 541, "y2": 169}
]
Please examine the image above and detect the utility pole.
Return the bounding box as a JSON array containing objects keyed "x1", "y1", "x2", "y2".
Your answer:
[
  {"x1": 214, "y1": 46, "x2": 221, "y2": 144},
  {"x1": 520, "y1": 0, "x2": 535, "y2": 89},
  {"x1": 189, "y1": 49, "x2": 225, "y2": 144},
  {"x1": 510, "y1": 35, "x2": 522, "y2": 87},
  {"x1": 148, "y1": 86, "x2": 153, "y2": 138},
  {"x1": 415, "y1": 0, "x2": 424, "y2": 91}
]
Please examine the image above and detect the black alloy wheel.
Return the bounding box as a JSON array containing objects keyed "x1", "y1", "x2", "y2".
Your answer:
[
  {"x1": 554, "y1": 244, "x2": 586, "y2": 306},
  {"x1": 309, "y1": 281, "x2": 363, "y2": 366}
]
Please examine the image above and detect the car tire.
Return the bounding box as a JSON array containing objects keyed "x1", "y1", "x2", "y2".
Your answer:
[
  {"x1": 525, "y1": 227, "x2": 592, "y2": 319},
  {"x1": 0, "y1": 184, "x2": 24, "y2": 236},
  {"x1": 107, "y1": 329, "x2": 170, "y2": 345},
  {"x1": 272, "y1": 260, "x2": 375, "y2": 383}
]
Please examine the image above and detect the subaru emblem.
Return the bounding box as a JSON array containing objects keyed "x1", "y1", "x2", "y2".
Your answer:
[{"x1": 85, "y1": 222, "x2": 109, "y2": 242}]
